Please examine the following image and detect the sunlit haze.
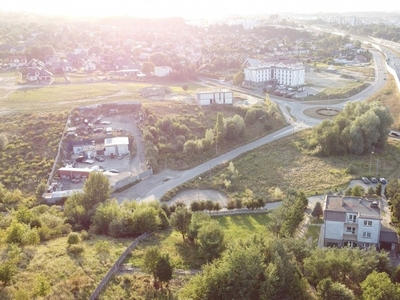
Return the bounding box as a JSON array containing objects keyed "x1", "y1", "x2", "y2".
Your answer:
[{"x1": 2, "y1": 0, "x2": 400, "y2": 19}]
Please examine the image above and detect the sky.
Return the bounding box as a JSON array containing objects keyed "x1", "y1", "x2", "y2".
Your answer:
[{"x1": 2, "y1": 0, "x2": 400, "y2": 19}]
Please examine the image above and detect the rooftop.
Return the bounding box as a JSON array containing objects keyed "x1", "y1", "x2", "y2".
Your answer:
[{"x1": 325, "y1": 195, "x2": 381, "y2": 219}]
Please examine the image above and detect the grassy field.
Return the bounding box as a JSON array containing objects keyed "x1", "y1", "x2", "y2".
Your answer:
[
  {"x1": 0, "y1": 235, "x2": 133, "y2": 299},
  {"x1": 0, "y1": 81, "x2": 205, "y2": 113},
  {"x1": 127, "y1": 214, "x2": 272, "y2": 270}
]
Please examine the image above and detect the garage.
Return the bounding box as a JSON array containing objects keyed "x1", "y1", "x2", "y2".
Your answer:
[{"x1": 104, "y1": 136, "x2": 130, "y2": 157}]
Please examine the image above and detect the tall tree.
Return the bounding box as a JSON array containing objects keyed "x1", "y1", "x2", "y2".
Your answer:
[
  {"x1": 197, "y1": 220, "x2": 225, "y2": 262},
  {"x1": 312, "y1": 201, "x2": 323, "y2": 219},
  {"x1": 361, "y1": 271, "x2": 400, "y2": 300},
  {"x1": 170, "y1": 207, "x2": 192, "y2": 241}
]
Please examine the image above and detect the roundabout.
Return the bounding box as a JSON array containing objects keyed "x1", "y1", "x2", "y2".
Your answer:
[{"x1": 303, "y1": 107, "x2": 341, "y2": 120}]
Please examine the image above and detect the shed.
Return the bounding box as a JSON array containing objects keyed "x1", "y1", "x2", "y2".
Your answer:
[
  {"x1": 196, "y1": 89, "x2": 233, "y2": 106},
  {"x1": 104, "y1": 137, "x2": 130, "y2": 156}
]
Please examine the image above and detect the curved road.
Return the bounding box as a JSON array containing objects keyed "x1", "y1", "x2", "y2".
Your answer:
[{"x1": 116, "y1": 48, "x2": 390, "y2": 203}]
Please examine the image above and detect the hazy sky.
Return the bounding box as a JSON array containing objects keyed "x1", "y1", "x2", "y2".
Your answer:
[{"x1": 2, "y1": 0, "x2": 400, "y2": 19}]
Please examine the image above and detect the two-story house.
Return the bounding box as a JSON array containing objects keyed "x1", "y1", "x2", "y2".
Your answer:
[{"x1": 323, "y1": 195, "x2": 397, "y2": 251}]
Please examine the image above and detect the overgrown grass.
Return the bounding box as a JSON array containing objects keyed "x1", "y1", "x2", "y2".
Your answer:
[
  {"x1": 0, "y1": 235, "x2": 133, "y2": 299},
  {"x1": 127, "y1": 214, "x2": 272, "y2": 270},
  {"x1": 214, "y1": 130, "x2": 400, "y2": 201}
]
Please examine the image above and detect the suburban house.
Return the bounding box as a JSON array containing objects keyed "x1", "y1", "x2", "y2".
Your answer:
[
  {"x1": 83, "y1": 60, "x2": 97, "y2": 72},
  {"x1": 26, "y1": 67, "x2": 53, "y2": 82},
  {"x1": 196, "y1": 89, "x2": 233, "y2": 106},
  {"x1": 242, "y1": 58, "x2": 305, "y2": 88},
  {"x1": 154, "y1": 66, "x2": 172, "y2": 77},
  {"x1": 8, "y1": 55, "x2": 27, "y2": 68},
  {"x1": 26, "y1": 58, "x2": 46, "y2": 69},
  {"x1": 104, "y1": 137, "x2": 130, "y2": 156},
  {"x1": 323, "y1": 195, "x2": 398, "y2": 252}
]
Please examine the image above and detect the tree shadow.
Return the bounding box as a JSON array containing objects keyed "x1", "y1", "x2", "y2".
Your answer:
[{"x1": 174, "y1": 240, "x2": 204, "y2": 269}]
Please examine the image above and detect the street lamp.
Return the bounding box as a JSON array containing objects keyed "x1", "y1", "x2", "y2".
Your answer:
[
  {"x1": 369, "y1": 151, "x2": 374, "y2": 175},
  {"x1": 376, "y1": 158, "x2": 379, "y2": 178},
  {"x1": 197, "y1": 177, "x2": 201, "y2": 201},
  {"x1": 257, "y1": 116, "x2": 263, "y2": 138}
]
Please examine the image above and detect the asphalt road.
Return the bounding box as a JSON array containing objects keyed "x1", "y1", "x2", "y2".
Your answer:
[{"x1": 114, "y1": 45, "x2": 394, "y2": 203}]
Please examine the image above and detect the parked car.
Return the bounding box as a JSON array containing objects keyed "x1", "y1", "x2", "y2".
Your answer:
[
  {"x1": 109, "y1": 169, "x2": 119, "y2": 173},
  {"x1": 93, "y1": 127, "x2": 103, "y2": 133},
  {"x1": 75, "y1": 155, "x2": 85, "y2": 163},
  {"x1": 390, "y1": 131, "x2": 400, "y2": 137},
  {"x1": 370, "y1": 177, "x2": 378, "y2": 184},
  {"x1": 361, "y1": 177, "x2": 371, "y2": 184},
  {"x1": 83, "y1": 159, "x2": 95, "y2": 164},
  {"x1": 100, "y1": 121, "x2": 111, "y2": 125},
  {"x1": 379, "y1": 178, "x2": 387, "y2": 184},
  {"x1": 95, "y1": 156, "x2": 105, "y2": 162},
  {"x1": 117, "y1": 153, "x2": 125, "y2": 159}
]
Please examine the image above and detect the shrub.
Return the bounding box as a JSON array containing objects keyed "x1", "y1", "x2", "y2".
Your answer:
[
  {"x1": 67, "y1": 232, "x2": 81, "y2": 245},
  {"x1": 67, "y1": 244, "x2": 84, "y2": 255}
]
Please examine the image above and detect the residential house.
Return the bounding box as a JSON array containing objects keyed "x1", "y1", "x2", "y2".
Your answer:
[
  {"x1": 8, "y1": 55, "x2": 27, "y2": 68},
  {"x1": 83, "y1": 60, "x2": 97, "y2": 72},
  {"x1": 45, "y1": 55, "x2": 61, "y2": 67},
  {"x1": 323, "y1": 195, "x2": 398, "y2": 251},
  {"x1": 26, "y1": 67, "x2": 53, "y2": 82},
  {"x1": 196, "y1": 89, "x2": 233, "y2": 106},
  {"x1": 26, "y1": 58, "x2": 45, "y2": 69},
  {"x1": 154, "y1": 66, "x2": 172, "y2": 77}
]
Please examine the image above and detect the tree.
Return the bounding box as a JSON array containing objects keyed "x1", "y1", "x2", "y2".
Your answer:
[
  {"x1": 266, "y1": 206, "x2": 285, "y2": 237},
  {"x1": 361, "y1": 271, "x2": 400, "y2": 300},
  {"x1": 88, "y1": 44, "x2": 103, "y2": 55},
  {"x1": 197, "y1": 220, "x2": 225, "y2": 262},
  {"x1": 316, "y1": 278, "x2": 355, "y2": 300},
  {"x1": 149, "y1": 52, "x2": 170, "y2": 67},
  {"x1": 155, "y1": 254, "x2": 173, "y2": 289},
  {"x1": 142, "y1": 61, "x2": 155, "y2": 75},
  {"x1": 375, "y1": 183, "x2": 382, "y2": 196},
  {"x1": 233, "y1": 71, "x2": 244, "y2": 85},
  {"x1": 170, "y1": 207, "x2": 192, "y2": 240},
  {"x1": 82, "y1": 172, "x2": 111, "y2": 210},
  {"x1": 143, "y1": 247, "x2": 173, "y2": 289},
  {"x1": 182, "y1": 84, "x2": 189, "y2": 92},
  {"x1": 188, "y1": 212, "x2": 211, "y2": 241},
  {"x1": 312, "y1": 201, "x2": 323, "y2": 219},
  {"x1": 34, "y1": 275, "x2": 51, "y2": 297},
  {"x1": 143, "y1": 247, "x2": 160, "y2": 285}
]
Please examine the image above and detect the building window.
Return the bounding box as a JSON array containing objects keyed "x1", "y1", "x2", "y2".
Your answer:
[
  {"x1": 364, "y1": 220, "x2": 372, "y2": 226},
  {"x1": 362, "y1": 232, "x2": 371, "y2": 239}
]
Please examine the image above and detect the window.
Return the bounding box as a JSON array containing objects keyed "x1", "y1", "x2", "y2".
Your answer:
[
  {"x1": 363, "y1": 232, "x2": 371, "y2": 238},
  {"x1": 364, "y1": 220, "x2": 372, "y2": 226},
  {"x1": 346, "y1": 227, "x2": 352, "y2": 232}
]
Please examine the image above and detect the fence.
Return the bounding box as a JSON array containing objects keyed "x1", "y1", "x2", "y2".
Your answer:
[
  {"x1": 89, "y1": 232, "x2": 151, "y2": 300},
  {"x1": 207, "y1": 207, "x2": 269, "y2": 217}
]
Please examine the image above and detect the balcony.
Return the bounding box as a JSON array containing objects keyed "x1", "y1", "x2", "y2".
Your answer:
[{"x1": 343, "y1": 233, "x2": 358, "y2": 241}]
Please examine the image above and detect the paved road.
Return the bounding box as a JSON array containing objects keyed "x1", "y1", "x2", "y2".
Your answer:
[{"x1": 115, "y1": 46, "x2": 391, "y2": 203}]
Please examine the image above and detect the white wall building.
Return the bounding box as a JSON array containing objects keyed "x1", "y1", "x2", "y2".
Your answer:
[
  {"x1": 196, "y1": 89, "x2": 233, "y2": 106},
  {"x1": 243, "y1": 60, "x2": 305, "y2": 88},
  {"x1": 104, "y1": 137, "x2": 130, "y2": 156},
  {"x1": 154, "y1": 66, "x2": 172, "y2": 77},
  {"x1": 323, "y1": 195, "x2": 397, "y2": 250}
]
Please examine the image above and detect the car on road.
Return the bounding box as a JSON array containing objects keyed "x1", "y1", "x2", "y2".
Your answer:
[
  {"x1": 379, "y1": 178, "x2": 387, "y2": 184},
  {"x1": 109, "y1": 169, "x2": 119, "y2": 173},
  {"x1": 75, "y1": 155, "x2": 85, "y2": 163},
  {"x1": 390, "y1": 131, "x2": 400, "y2": 137},
  {"x1": 100, "y1": 121, "x2": 111, "y2": 125},
  {"x1": 370, "y1": 177, "x2": 378, "y2": 184},
  {"x1": 361, "y1": 177, "x2": 371, "y2": 184},
  {"x1": 93, "y1": 127, "x2": 104, "y2": 133},
  {"x1": 95, "y1": 156, "x2": 105, "y2": 162},
  {"x1": 83, "y1": 159, "x2": 95, "y2": 164}
]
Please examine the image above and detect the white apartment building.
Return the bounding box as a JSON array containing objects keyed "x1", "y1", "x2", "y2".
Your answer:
[
  {"x1": 323, "y1": 195, "x2": 397, "y2": 251},
  {"x1": 243, "y1": 60, "x2": 305, "y2": 88}
]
